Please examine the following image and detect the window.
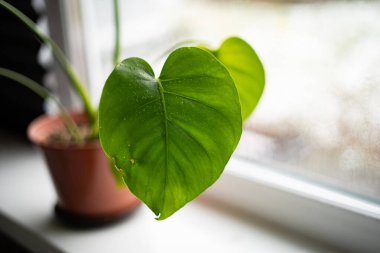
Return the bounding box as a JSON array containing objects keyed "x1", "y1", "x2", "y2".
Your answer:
[
  {"x1": 71, "y1": 0, "x2": 380, "y2": 200},
  {"x1": 49, "y1": 0, "x2": 380, "y2": 251},
  {"x1": 232, "y1": 1, "x2": 380, "y2": 202}
]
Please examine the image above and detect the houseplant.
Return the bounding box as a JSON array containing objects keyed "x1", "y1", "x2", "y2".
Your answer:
[{"x1": 0, "y1": 0, "x2": 265, "y2": 221}]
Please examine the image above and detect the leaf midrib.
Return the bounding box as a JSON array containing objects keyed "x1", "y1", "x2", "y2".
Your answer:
[{"x1": 157, "y1": 78, "x2": 169, "y2": 216}]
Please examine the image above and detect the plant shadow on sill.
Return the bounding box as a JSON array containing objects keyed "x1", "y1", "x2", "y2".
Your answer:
[
  {"x1": 36, "y1": 202, "x2": 142, "y2": 232},
  {"x1": 52, "y1": 202, "x2": 142, "y2": 230},
  {"x1": 196, "y1": 195, "x2": 343, "y2": 253}
]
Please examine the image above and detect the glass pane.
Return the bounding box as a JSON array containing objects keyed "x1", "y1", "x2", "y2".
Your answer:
[{"x1": 88, "y1": 0, "x2": 380, "y2": 201}]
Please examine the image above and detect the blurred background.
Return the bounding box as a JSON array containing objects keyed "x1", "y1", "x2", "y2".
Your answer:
[{"x1": 79, "y1": 0, "x2": 380, "y2": 202}]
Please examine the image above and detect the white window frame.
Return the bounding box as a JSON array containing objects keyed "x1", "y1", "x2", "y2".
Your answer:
[{"x1": 47, "y1": 1, "x2": 380, "y2": 252}]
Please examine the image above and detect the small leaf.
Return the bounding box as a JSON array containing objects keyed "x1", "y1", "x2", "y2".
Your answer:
[
  {"x1": 212, "y1": 37, "x2": 265, "y2": 120},
  {"x1": 99, "y1": 47, "x2": 242, "y2": 220}
]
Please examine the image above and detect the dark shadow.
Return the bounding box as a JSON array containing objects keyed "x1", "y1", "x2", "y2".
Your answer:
[
  {"x1": 0, "y1": 0, "x2": 45, "y2": 138},
  {"x1": 42, "y1": 203, "x2": 142, "y2": 231},
  {"x1": 0, "y1": 231, "x2": 31, "y2": 253}
]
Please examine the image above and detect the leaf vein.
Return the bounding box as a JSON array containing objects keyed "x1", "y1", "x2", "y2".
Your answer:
[
  {"x1": 164, "y1": 91, "x2": 221, "y2": 115},
  {"x1": 166, "y1": 118, "x2": 213, "y2": 167},
  {"x1": 159, "y1": 75, "x2": 223, "y2": 83},
  {"x1": 157, "y1": 79, "x2": 169, "y2": 216},
  {"x1": 164, "y1": 91, "x2": 237, "y2": 133},
  {"x1": 135, "y1": 97, "x2": 160, "y2": 112}
]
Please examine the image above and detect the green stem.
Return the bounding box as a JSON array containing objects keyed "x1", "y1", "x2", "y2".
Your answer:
[
  {"x1": 152, "y1": 40, "x2": 205, "y2": 66},
  {"x1": 0, "y1": 0, "x2": 96, "y2": 125},
  {"x1": 0, "y1": 67, "x2": 83, "y2": 144},
  {"x1": 113, "y1": 0, "x2": 121, "y2": 66}
]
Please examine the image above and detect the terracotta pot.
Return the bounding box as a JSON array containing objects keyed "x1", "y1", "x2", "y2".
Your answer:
[{"x1": 27, "y1": 112, "x2": 140, "y2": 225}]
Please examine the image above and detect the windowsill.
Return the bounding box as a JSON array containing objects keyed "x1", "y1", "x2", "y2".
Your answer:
[
  {"x1": 210, "y1": 157, "x2": 380, "y2": 253},
  {"x1": 0, "y1": 132, "x2": 339, "y2": 253}
]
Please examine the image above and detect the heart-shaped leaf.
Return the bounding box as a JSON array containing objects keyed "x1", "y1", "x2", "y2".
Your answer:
[
  {"x1": 212, "y1": 37, "x2": 265, "y2": 121},
  {"x1": 99, "y1": 47, "x2": 242, "y2": 220}
]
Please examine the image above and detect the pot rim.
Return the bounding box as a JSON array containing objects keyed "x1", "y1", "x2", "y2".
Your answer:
[{"x1": 27, "y1": 111, "x2": 101, "y2": 151}]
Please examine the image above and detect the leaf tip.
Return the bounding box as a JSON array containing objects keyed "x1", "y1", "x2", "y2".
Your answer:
[{"x1": 155, "y1": 212, "x2": 168, "y2": 221}]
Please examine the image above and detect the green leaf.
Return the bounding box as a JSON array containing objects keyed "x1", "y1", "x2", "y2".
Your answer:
[
  {"x1": 99, "y1": 47, "x2": 242, "y2": 220},
  {"x1": 212, "y1": 37, "x2": 265, "y2": 121},
  {"x1": 109, "y1": 159, "x2": 127, "y2": 188}
]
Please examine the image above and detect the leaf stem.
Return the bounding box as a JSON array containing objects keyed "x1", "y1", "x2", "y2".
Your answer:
[
  {"x1": 152, "y1": 40, "x2": 205, "y2": 66},
  {"x1": 113, "y1": 0, "x2": 121, "y2": 66},
  {"x1": 0, "y1": 0, "x2": 97, "y2": 125},
  {"x1": 0, "y1": 68, "x2": 84, "y2": 144}
]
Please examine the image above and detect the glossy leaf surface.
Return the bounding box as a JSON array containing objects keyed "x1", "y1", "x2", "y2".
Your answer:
[
  {"x1": 212, "y1": 37, "x2": 265, "y2": 120},
  {"x1": 99, "y1": 47, "x2": 242, "y2": 219}
]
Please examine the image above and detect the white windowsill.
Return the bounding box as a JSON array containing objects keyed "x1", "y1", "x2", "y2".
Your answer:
[
  {"x1": 0, "y1": 133, "x2": 339, "y2": 253},
  {"x1": 209, "y1": 158, "x2": 380, "y2": 253}
]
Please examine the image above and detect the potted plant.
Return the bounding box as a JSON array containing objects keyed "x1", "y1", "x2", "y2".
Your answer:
[{"x1": 0, "y1": 0, "x2": 265, "y2": 223}]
